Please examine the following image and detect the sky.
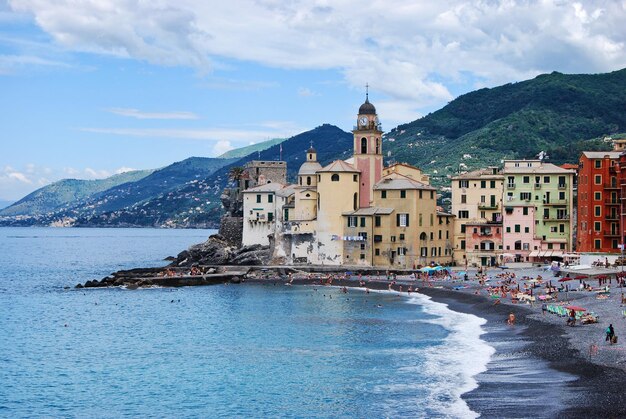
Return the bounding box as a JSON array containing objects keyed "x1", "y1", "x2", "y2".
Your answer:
[{"x1": 1, "y1": 0, "x2": 626, "y2": 202}]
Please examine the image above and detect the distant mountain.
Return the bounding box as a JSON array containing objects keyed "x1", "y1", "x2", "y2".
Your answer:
[
  {"x1": 0, "y1": 157, "x2": 235, "y2": 226},
  {"x1": 0, "y1": 200, "x2": 13, "y2": 211},
  {"x1": 0, "y1": 170, "x2": 153, "y2": 217},
  {"x1": 384, "y1": 69, "x2": 626, "y2": 181},
  {"x1": 76, "y1": 124, "x2": 353, "y2": 228},
  {"x1": 218, "y1": 138, "x2": 285, "y2": 159}
]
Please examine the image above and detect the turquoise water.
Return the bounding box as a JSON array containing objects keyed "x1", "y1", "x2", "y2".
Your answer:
[{"x1": 0, "y1": 228, "x2": 492, "y2": 418}]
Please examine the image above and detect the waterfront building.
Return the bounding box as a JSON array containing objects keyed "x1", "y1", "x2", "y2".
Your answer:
[
  {"x1": 451, "y1": 168, "x2": 503, "y2": 267},
  {"x1": 577, "y1": 141, "x2": 625, "y2": 253},
  {"x1": 242, "y1": 94, "x2": 454, "y2": 267},
  {"x1": 502, "y1": 160, "x2": 575, "y2": 262}
]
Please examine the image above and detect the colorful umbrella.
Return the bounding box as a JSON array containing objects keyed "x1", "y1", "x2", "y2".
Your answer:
[
  {"x1": 565, "y1": 305, "x2": 586, "y2": 311},
  {"x1": 574, "y1": 275, "x2": 588, "y2": 280},
  {"x1": 558, "y1": 277, "x2": 573, "y2": 282}
]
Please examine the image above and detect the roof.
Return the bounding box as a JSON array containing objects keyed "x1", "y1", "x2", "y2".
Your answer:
[
  {"x1": 503, "y1": 162, "x2": 575, "y2": 175},
  {"x1": 298, "y1": 161, "x2": 322, "y2": 175},
  {"x1": 359, "y1": 97, "x2": 376, "y2": 115},
  {"x1": 342, "y1": 207, "x2": 394, "y2": 216},
  {"x1": 437, "y1": 211, "x2": 454, "y2": 217},
  {"x1": 318, "y1": 160, "x2": 360, "y2": 173},
  {"x1": 582, "y1": 151, "x2": 622, "y2": 159},
  {"x1": 275, "y1": 184, "x2": 296, "y2": 198},
  {"x1": 452, "y1": 167, "x2": 503, "y2": 180},
  {"x1": 374, "y1": 172, "x2": 435, "y2": 191},
  {"x1": 306, "y1": 146, "x2": 316, "y2": 153},
  {"x1": 242, "y1": 182, "x2": 286, "y2": 193},
  {"x1": 560, "y1": 163, "x2": 578, "y2": 170}
]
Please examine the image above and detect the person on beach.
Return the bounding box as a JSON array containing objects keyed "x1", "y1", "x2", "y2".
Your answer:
[
  {"x1": 507, "y1": 312, "x2": 515, "y2": 325},
  {"x1": 567, "y1": 309, "x2": 576, "y2": 326},
  {"x1": 542, "y1": 303, "x2": 547, "y2": 316},
  {"x1": 606, "y1": 324, "x2": 615, "y2": 343}
]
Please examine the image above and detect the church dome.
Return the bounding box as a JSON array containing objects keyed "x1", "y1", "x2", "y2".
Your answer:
[
  {"x1": 358, "y1": 98, "x2": 376, "y2": 115},
  {"x1": 307, "y1": 146, "x2": 316, "y2": 154}
]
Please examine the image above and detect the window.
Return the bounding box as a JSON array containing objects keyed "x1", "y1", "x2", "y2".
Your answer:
[
  {"x1": 400, "y1": 190, "x2": 406, "y2": 198},
  {"x1": 360, "y1": 217, "x2": 366, "y2": 227},
  {"x1": 594, "y1": 192, "x2": 601, "y2": 201},
  {"x1": 353, "y1": 174, "x2": 357, "y2": 182},
  {"x1": 374, "y1": 235, "x2": 382, "y2": 242},
  {"x1": 559, "y1": 224, "x2": 565, "y2": 233},
  {"x1": 520, "y1": 192, "x2": 531, "y2": 200},
  {"x1": 595, "y1": 206, "x2": 601, "y2": 217},
  {"x1": 460, "y1": 224, "x2": 466, "y2": 233},
  {"x1": 375, "y1": 248, "x2": 380, "y2": 256},
  {"x1": 381, "y1": 190, "x2": 387, "y2": 199},
  {"x1": 460, "y1": 240, "x2": 466, "y2": 250},
  {"x1": 306, "y1": 176, "x2": 311, "y2": 186},
  {"x1": 594, "y1": 175, "x2": 601, "y2": 185},
  {"x1": 360, "y1": 243, "x2": 366, "y2": 250},
  {"x1": 514, "y1": 224, "x2": 520, "y2": 233},
  {"x1": 594, "y1": 239, "x2": 601, "y2": 250},
  {"x1": 398, "y1": 247, "x2": 406, "y2": 256},
  {"x1": 506, "y1": 226, "x2": 511, "y2": 233},
  {"x1": 458, "y1": 210, "x2": 469, "y2": 219},
  {"x1": 419, "y1": 213, "x2": 423, "y2": 226},
  {"x1": 431, "y1": 247, "x2": 437, "y2": 257},
  {"x1": 524, "y1": 227, "x2": 529, "y2": 233},
  {"x1": 430, "y1": 191, "x2": 434, "y2": 199},
  {"x1": 543, "y1": 176, "x2": 550, "y2": 184},
  {"x1": 419, "y1": 190, "x2": 423, "y2": 199},
  {"x1": 523, "y1": 176, "x2": 530, "y2": 184},
  {"x1": 360, "y1": 254, "x2": 366, "y2": 260},
  {"x1": 430, "y1": 214, "x2": 434, "y2": 226},
  {"x1": 268, "y1": 212, "x2": 274, "y2": 222},
  {"x1": 353, "y1": 193, "x2": 358, "y2": 210},
  {"x1": 459, "y1": 180, "x2": 469, "y2": 188},
  {"x1": 348, "y1": 216, "x2": 357, "y2": 227},
  {"x1": 438, "y1": 230, "x2": 442, "y2": 239},
  {"x1": 397, "y1": 213, "x2": 409, "y2": 227},
  {"x1": 490, "y1": 180, "x2": 496, "y2": 188},
  {"x1": 361, "y1": 137, "x2": 367, "y2": 154},
  {"x1": 595, "y1": 159, "x2": 602, "y2": 169},
  {"x1": 283, "y1": 209, "x2": 289, "y2": 221},
  {"x1": 399, "y1": 234, "x2": 405, "y2": 240},
  {"x1": 256, "y1": 194, "x2": 262, "y2": 203},
  {"x1": 374, "y1": 216, "x2": 381, "y2": 227},
  {"x1": 461, "y1": 194, "x2": 467, "y2": 204},
  {"x1": 391, "y1": 236, "x2": 396, "y2": 242},
  {"x1": 480, "y1": 180, "x2": 486, "y2": 188},
  {"x1": 594, "y1": 221, "x2": 601, "y2": 231},
  {"x1": 331, "y1": 174, "x2": 339, "y2": 182},
  {"x1": 358, "y1": 232, "x2": 367, "y2": 240},
  {"x1": 559, "y1": 192, "x2": 565, "y2": 200},
  {"x1": 523, "y1": 207, "x2": 528, "y2": 215}
]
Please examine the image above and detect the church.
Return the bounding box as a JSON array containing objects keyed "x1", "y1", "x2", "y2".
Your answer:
[{"x1": 241, "y1": 94, "x2": 454, "y2": 268}]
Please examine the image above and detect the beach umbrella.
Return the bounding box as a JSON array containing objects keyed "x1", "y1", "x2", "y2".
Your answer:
[
  {"x1": 574, "y1": 275, "x2": 587, "y2": 280},
  {"x1": 558, "y1": 277, "x2": 573, "y2": 282},
  {"x1": 565, "y1": 305, "x2": 586, "y2": 312},
  {"x1": 596, "y1": 275, "x2": 608, "y2": 280}
]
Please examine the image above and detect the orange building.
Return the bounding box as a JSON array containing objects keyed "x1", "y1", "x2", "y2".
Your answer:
[{"x1": 577, "y1": 145, "x2": 624, "y2": 252}]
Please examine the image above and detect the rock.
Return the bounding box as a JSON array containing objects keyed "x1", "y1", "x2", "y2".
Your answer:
[
  {"x1": 75, "y1": 283, "x2": 84, "y2": 288},
  {"x1": 164, "y1": 256, "x2": 176, "y2": 262}
]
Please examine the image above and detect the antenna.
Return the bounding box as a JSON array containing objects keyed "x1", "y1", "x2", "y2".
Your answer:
[{"x1": 365, "y1": 83, "x2": 369, "y2": 101}]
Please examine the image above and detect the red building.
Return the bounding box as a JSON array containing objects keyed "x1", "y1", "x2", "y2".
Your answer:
[{"x1": 577, "y1": 146, "x2": 623, "y2": 252}]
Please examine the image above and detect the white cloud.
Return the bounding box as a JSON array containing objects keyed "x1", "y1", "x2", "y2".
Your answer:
[
  {"x1": 114, "y1": 166, "x2": 136, "y2": 174},
  {"x1": 7, "y1": 0, "x2": 626, "y2": 112},
  {"x1": 7, "y1": 171, "x2": 31, "y2": 184},
  {"x1": 297, "y1": 87, "x2": 318, "y2": 97},
  {"x1": 84, "y1": 168, "x2": 111, "y2": 178},
  {"x1": 106, "y1": 108, "x2": 200, "y2": 120},
  {"x1": 212, "y1": 140, "x2": 234, "y2": 156}
]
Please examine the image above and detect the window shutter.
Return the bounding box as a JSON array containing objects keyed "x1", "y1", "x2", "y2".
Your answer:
[
  {"x1": 406, "y1": 214, "x2": 410, "y2": 226},
  {"x1": 396, "y1": 214, "x2": 400, "y2": 226}
]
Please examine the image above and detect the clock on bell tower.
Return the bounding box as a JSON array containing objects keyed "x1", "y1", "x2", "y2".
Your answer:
[{"x1": 352, "y1": 85, "x2": 383, "y2": 208}]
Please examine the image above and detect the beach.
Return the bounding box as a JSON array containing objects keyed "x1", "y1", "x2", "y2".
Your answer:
[{"x1": 245, "y1": 265, "x2": 626, "y2": 417}]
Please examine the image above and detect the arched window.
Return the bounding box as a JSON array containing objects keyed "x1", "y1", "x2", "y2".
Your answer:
[
  {"x1": 309, "y1": 154, "x2": 312, "y2": 160},
  {"x1": 361, "y1": 138, "x2": 367, "y2": 154},
  {"x1": 305, "y1": 193, "x2": 311, "y2": 197},
  {"x1": 353, "y1": 193, "x2": 358, "y2": 210},
  {"x1": 331, "y1": 174, "x2": 340, "y2": 182},
  {"x1": 317, "y1": 195, "x2": 320, "y2": 210},
  {"x1": 299, "y1": 177, "x2": 302, "y2": 185},
  {"x1": 419, "y1": 232, "x2": 427, "y2": 241},
  {"x1": 375, "y1": 138, "x2": 380, "y2": 154},
  {"x1": 307, "y1": 176, "x2": 311, "y2": 185}
]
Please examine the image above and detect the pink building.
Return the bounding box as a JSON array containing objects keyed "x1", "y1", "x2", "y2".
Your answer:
[
  {"x1": 464, "y1": 221, "x2": 503, "y2": 267},
  {"x1": 502, "y1": 206, "x2": 540, "y2": 262}
]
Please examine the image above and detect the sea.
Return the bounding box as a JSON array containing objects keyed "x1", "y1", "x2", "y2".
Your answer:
[{"x1": 0, "y1": 227, "x2": 573, "y2": 418}]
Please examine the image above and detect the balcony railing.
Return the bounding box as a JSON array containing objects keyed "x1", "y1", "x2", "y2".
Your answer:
[
  {"x1": 604, "y1": 183, "x2": 620, "y2": 189},
  {"x1": 604, "y1": 230, "x2": 621, "y2": 237},
  {"x1": 507, "y1": 184, "x2": 516, "y2": 189},
  {"x1": 543, "y1": 215, "x2": 570, "y2": 221},
  {"x1": 533, "y1": 183, "x2": 542, "y2": 189},
  {"x1": 478, "y1": 203, "x2": 499, "y2": 210},
  {"x1": 606, "y1": 214, "x2": 619, "y2": 220},
  {"x1": 557, "y1": 183, "x2": 567, "y2": 189},
  {"x1": 543, "y1": 199, "x2": 567, "y2": 206},
  {"x1": 605, "y1": 198, "x2": 620, "y2": 205}
]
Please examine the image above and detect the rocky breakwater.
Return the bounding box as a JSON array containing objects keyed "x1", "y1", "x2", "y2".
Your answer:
[{"x1": 76, "y1": 234, "x2": 271, "y2": 289}]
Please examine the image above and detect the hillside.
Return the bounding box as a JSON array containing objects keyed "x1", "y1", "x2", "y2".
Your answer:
[
  {"x1": 76, "y1": 124, "x2": 353, "y2": 228},
  {"x1": 218, "y1": 138, "x2": 285, "y2": 159},
  {"x1": 385, "y1": 69, "x2": 626, "y2": 181},
  {"x1": 0, "y1": 169, "x2": 153, "y2": 217}
]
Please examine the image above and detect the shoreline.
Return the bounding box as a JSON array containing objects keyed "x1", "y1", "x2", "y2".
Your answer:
[{"x1": 242, "y1": 271, "x2": 626, "y2": 417}]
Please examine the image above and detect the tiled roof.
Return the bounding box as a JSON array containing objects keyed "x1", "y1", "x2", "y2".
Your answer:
[
  {"x1": 318, "y1": 160, "x2": 360, "y2": 173},
  {"x1": 452, "y1": 167, "x2": 503, "y2": 180},
  {"x1": 243, "y1": 182, "x2": 286, "y2": 193},
  {"x1": 581, "y1": 151, "x2": 622, "y2": 159},
  {"x1": 342, "y1": 207, "x2": 394, "y2": 216},
  {"x1": 374, "y1": 173, "x2": 435, "y2": 190}
]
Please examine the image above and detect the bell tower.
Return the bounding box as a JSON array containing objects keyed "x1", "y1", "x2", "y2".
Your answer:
[{"x1": 353, "y1": 85, "x2": 383, "y2": 208}]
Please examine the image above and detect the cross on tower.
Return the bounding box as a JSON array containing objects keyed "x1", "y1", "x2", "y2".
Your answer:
[{"x1": 365, "y1": 83, "x2": 369, "y2": 101}]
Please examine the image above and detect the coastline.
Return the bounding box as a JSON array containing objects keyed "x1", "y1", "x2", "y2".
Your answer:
[{"x1": 242, "y1": 271, "x2": 626, "y2": 417}]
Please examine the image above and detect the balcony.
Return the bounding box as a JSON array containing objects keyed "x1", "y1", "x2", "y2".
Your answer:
[
  {"x1": 506, "y1": 183, "x2": 516, "y2": 190},
  {"x1": 543, "y1": 215, "x2": 570, "y2": 221},
  {"x1": 543, "y1": 199, "x2": 567, "y2": 206},
  {"x1": 478, "y1": 203, "x2": 499, "y2": 210},
  {"x1": 605, "y1": 198, "x2": 620, "y2": 205},
  {"x1": 557, "y1": 183, "x2": 567, "y2": 190},
  {"x1": 604, "y1": 230, "x2": 621, "y2": 237},
  {"x1": 533, "y1": 183, "x2": 542, "y2": 189},
  {"x1": 606, "y1": 214, "x2": 620, "y2": 220},
  {"x1": 604, "y1": 183, "x2": 620, "y2": 190}
]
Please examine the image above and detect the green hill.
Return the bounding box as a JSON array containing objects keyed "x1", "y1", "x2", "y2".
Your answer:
[
  {"x1": 385, "y1": 69, "x2": 626, "y2": 181},
  {"x1": 0, "y1": 170, "x2": 153, "y2": 217},
  {"x1": 218, "y1": 138, "x2": 285, "y2": 159}
]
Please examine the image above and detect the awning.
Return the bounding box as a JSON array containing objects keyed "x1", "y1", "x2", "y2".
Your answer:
[
  {"x1": 538, "y1": 251, "x2": 547, "y2": 257},
  {"x1": 544, "y1": 250, "x2": 554, "y2": 257},
  {"x1": 551, "y1": 251, "x2": 564, "y2": 256},
  {"x1": 529, "y1": 250, "x2": 540, "y2": 257}
]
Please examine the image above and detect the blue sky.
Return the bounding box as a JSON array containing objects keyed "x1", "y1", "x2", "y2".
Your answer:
[{"x1": 1, "y1": 0, "x2": 625, "y2": 202}]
